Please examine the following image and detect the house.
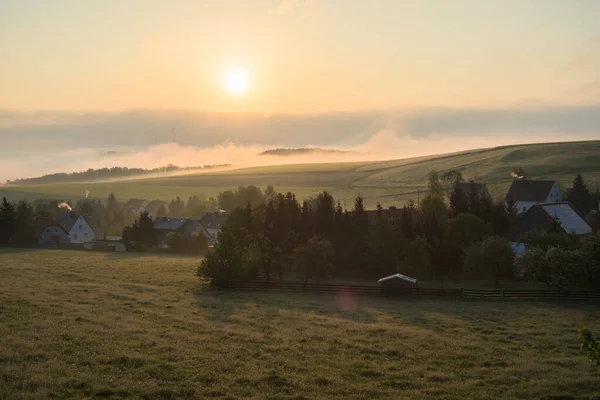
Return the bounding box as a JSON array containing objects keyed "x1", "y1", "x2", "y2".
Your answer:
[
  {"x1": 55, "y1": 210, "x2": 103, "y2": 243},
  {"x1": 31, "y1": 217, "x2": 70, "y2": 244},
  {"x1": 200, "y1": 211, "x2": 229, "y2": 244},
  {"x1": 125, "y1": 198, "x2": 149, "y2": 215},
  {"x1": 457, "y1": 181, "x2": 492, "y2": 201},
  {"x1": 507, "y1": 202, "x2": 592, "y2": 241},
  {"x1": 145, "y1": 199, "x2": 170, "y2": 217},
  {"x1": 504, "y1": 179, "x2": 562, "y2": 214},
  {"x1": 153, "y1": 217, "x2": 209, "y2": 247}
]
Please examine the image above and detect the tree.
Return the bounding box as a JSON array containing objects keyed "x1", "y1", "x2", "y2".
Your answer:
[
  {"x1": 13, "y1": 200, "x2": 35, "y2": 245},
  {"x1": 442, "y1": 213, "x2": 491, "y2": 272},
  {"x1": 467, "y1": 180, "x2": 481, "y2": 217},
  {"x1": 292, "y1": 237, "x2": 335, "y2": 283},
  {"x1": 0, "y1": 197, "x2": 16, "y2": 244},
  {"x1": 368, "y1": 212, "x2": 405, "y2": 279},
  {"x1": 449, "y1": 181, "x2": 468, "y2": 215},
  {"x1": 567, "y1": 174, "x2": 591, "y2": 214},
  {"x1": 156, "y1": 205, "x2": 167, "y2": 217},
  {"x1": 490, "y1": 202, "x2": 511, "y2": 235},
  {"x1": 107, "y1": 192, "x2": 118, "y2": 216},
  {"x1": 401, "y1": 236, "x2": 431, "y2": 278},
  {"x1": 197, "y1": 226, "x2": 246, "y2": 285},
  {"x1": 123, "y1": 211, "x2": 157, "y2": 250},
  {"x1": 463, "y1": 237, "x2": 514, "y2": 284},
  {"x1": 169, "y1": 196, "x2": 186, "y2": 217},
  {"x1": 314, "y1": 191, "x2": 335, "y2": 240},
  {"x1": 427, "y1": 170, "x2": 445, "y2": 199},
  {"x1": 441, "y1": 169, "x2": 463, "y2": 196}
]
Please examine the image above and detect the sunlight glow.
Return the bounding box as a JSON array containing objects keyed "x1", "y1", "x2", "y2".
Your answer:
[{"x1": 223, "y1": 67, "x2": 250, "y2": 95}]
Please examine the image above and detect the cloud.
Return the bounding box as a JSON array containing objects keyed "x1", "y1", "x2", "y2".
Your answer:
[{"x1": 1, "y1": 105, "x2": 599, "y2": 182}]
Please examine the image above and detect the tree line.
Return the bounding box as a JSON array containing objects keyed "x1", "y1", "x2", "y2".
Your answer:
[
  {"x1": 5, "y1": 164, "x2": 228, "y2": 185},
  {"x1": 198, "y1": 172, "x2": 600, "y2": 288}
]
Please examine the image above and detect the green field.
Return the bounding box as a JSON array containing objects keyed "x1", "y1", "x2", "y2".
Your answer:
[
  {"x1": 1, "y1": 249, "x2": 600, "y2": 399},
  {"x1": 2, "y1": 140, "x2": 600, "y2": 208}
]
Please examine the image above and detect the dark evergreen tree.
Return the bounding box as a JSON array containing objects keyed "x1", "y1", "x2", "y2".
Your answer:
[
  {"x1": 567, "y1": 174, "x2": 591, "y2": 214},
  {"x1": 0, "y1": 197, "x2": 16, "y2": 244},
  {"x1": 450, "y1": 181, "x2": 468, "y2": 216},
  {"x1": 467, "y1": 180, "x2": 480, "y2": 217}
]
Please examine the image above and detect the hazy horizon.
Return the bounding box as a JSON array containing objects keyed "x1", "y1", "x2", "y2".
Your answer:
[{"x1": 1, "y1": 1, "x2": 600, "y2": 181}]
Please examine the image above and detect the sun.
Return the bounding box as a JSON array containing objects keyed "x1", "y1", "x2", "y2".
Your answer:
[{"x1": 223, "y1": 67, "x2": 250, "y2": 95}]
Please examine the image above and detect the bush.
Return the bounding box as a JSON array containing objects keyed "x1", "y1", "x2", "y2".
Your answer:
[
  {"x1": 518, "y1": 247, "x2": 578, "y2": 290},
  {"x1": 519, "y1": 229, "x2": 578, "y2": 251},
  {"x1": 168, "y1": 232, "x2": 208, "y2": 254},
  {"x1": 197, "y1": 227, "x2": 246, "y2": 285},
  {"x1": 402, "y1": 236, "x2": 431, "y2": 278},
  {"x1": 292, "y1": 236, "x2": 335, "y2": 283},
  {"x1": 578, "y1": 328, "x2": 600, "y2": 370},
  {"x1": 463, "y1": 237, "x2": 514, "y2": 284}
]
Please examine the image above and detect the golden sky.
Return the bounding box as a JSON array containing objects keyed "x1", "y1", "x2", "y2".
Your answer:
[{"x1": 1, "y1": 0, "x2": 599, "y2": 113}]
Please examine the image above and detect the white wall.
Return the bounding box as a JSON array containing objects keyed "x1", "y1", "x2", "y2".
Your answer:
[
  {"x1": 68, "y1": 216, "x2": 96, "y2": 243},
  {"x1": 544, "y1": 183, "x2": 562, "y2": 203},
  {"x1": 515, "y1": 201, "x2": 539, "y2": 214}
]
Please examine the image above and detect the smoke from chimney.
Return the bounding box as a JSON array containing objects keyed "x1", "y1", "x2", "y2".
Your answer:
[
  {"x1": 84, "y1": 189, "x2": 89, "y2": 199},
  {"x1": 58, "y1": 202, "x2": 72, "y2": 211},
  {"x1": 510, "y1": 172, "x2": 524, "y2": 180}
]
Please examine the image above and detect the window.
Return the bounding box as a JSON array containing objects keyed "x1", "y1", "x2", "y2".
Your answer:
[
  {"x1": 79, "y1": 225, "x2": 82, "y2": 229},
  {"x1": 522, "y1": 206, "x2": 526, "y2": 211},
  {"x1": 73, "y1": 233, "x2": 78, "y2": 240},
  {"x1": 84, "y1": 233, "x2": 88, "y2": 239},
  {"x1": 46, "y1": 228, "x2": 51, "y2": 233}
]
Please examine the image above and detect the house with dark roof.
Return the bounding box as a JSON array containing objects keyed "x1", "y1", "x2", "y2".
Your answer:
[
  {"x1": 56, "y1": 210, "x2": 103, "y2": 243},
  {"x1": 153, "y1": 217, "x2": 209, "y2": 247},
  {"x1": 200, "y1": 211, "x2": 229, "y2": 244},
  {"x1": 504, "y1": 179, "x2": 562, "y2": 214},
  {"x1": 31, "y1": 217, "x2": 71, "y2": 244},
  {"x1": 508, "y1": 202, "x2": 591, "y2": 241},
  {"x1": 457, "y1": 182, "x2": 492, "y2": 201}
]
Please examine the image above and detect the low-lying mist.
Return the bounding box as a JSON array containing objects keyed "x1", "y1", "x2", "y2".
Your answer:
[
  {"x1": 2, "y1": 128, "x2": 597, "y2": 184},
  {"x1": 2, "y1": 105, "x2": 599, "y2": 183}
]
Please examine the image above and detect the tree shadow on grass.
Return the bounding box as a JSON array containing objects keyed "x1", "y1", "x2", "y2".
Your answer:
[{"x1": 193, "y1": 285, "x2": 377, "y2": 324}]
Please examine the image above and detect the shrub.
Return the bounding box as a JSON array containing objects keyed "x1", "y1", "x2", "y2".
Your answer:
[
  {"x1": 197, "y1": 227, "x2": 246, "y2": 285},
  {"x1": 292, "y1": 236, "x2": 335, "y2": 283},
  {"x1": 519, "y1": 229, "x2": 578, "y2": 251},
  {"x1": 463, "y1": 237, "x2": 514, "y2": 284},
  {"x1": 578, "y1": 328, "x2": 600, "y2": 370}
]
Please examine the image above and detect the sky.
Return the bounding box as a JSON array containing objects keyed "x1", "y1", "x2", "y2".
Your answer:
[{"x1": 1, "y1": 0, "x2": 600, "y2": 181}]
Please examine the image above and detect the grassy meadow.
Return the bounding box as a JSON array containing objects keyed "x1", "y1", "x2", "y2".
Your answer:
[
  {"x1": 1, "y1": 249, "x2": 600, "y2": 399},
  {"x1": 2, "y1": 140, "x2": 600, "y2": 208}
]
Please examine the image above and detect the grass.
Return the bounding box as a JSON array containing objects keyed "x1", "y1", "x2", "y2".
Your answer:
[
  {"x1": 2, "y1": 140, "x2": 600, "y2": 208},
  {"x1": 1, "y1": 249, "x2": 600, "y2": 399}
]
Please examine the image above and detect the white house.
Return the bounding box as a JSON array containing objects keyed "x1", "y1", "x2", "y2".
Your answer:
[
  {"x1": 504, "y1": 179, "x2": 562, "y2": 214},
  {"x1": 56, "y1": 211, "x2": 102, "y2": 243},
  {"x1": 508, "y1": 202, "x2": 592, "y2": 241}
]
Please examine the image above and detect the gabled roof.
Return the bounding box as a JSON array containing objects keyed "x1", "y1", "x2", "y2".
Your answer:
[
  {"x1": 200, "y1": 211, "x2": 228, "y2": 229},
  {"x1": 153, "y1": 217, "x2": 188, "y2": 231},
  {"x1": 30, "y1": 217, "x2": 70, "y2": 237},
  {"x1": 55, "y1": 210, "x2": 80, "y2": 231},
  {"x1": 505, "y1": 179, "x2": 556, "y2": 202},
  {"x1": 457, "y1": 182, "x2": 491, "y2": 199},
  {"x1": 536, "y1": 202, "x2": 591, "y2": 235},
  {"x1": 126, "y1": 198, "x2": 147, "y2": 208}
]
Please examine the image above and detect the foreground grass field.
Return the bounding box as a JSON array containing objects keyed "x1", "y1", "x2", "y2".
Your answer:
[
  {"x1": 1, "y1": 249, "x2": 600, "y2": 399},
  {"x1": 3, "y1": 140, "x2": 600, "y2": 208}
]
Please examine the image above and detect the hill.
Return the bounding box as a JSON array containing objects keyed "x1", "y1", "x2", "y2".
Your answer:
[
  {"x1": 2, "y1": 140, "x2": 600, "y2": 208},
  {"x1": 258, "y1": 147, "x2": 354, "y2": 156}
]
